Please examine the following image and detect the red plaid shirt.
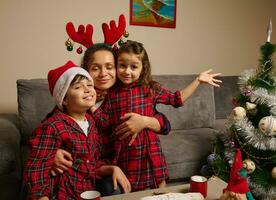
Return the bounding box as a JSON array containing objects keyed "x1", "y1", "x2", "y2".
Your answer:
[
  {"x1": 23, "y1": 108, "x2": 105, "y2": 200},
  {"x1": 92, "y1": 101, "x2": 171, "y2": 163},
  {"x1": 93, "y1": 82, "x2": 183, "y2": 191}
]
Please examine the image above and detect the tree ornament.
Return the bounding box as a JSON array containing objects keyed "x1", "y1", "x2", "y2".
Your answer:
[
  {"x1": 242, "y1": 159, "x2": 256, "y2": 174},
  {"x1": 207, "y1": 153, "x2": 216, "y2": 164},
  {"x1": 246, "y1": 102, "x2": 256, "y2": 110},
  {"x1": 66, "y1": 44, "x2": 73, "y2": 51},
  {"x1": 118, "y1": 38, "x2": 124, "y2": 46},
  {"x1": 112, "y1": 44, "x2": 119, "y2": 51},
  {"x1": 123, "y1": 30, "x2": 129, "y2": 38},
  {"x1": 65, "y1": 38, "x2": 72, "y2": 46},
  {"x1": 272, "y1": 167, "x2": 276, "y2": 179},
  {"x1": 258, "y1": 116, "x2": 276, "y2": 136},
  {"x1": 229, "y1": 140, "x2": 236, "y2": 148},
  {"x1": 244, "y1": 89, "x2": 252, "y2": 97},
  {"x1": 231, "y1": 98, "x2": 238, "y2": 106},
  {"x1": 231, "y1": 107, "x2": 246, "y2": 121},
  {"x1": 76, "y1": 46, "x2": 83, "y2": 54}
]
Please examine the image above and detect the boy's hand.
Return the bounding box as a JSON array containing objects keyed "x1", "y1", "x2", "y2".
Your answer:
[
  {"x1": 50, "y1": 149, "x2": 73, "y2": 176},
  {"x1": 112, "y1": 166, "x2": 131, "y2": 193},
  {"x1": 198, "y1": 69, "x2": 222, "y2": 87}
]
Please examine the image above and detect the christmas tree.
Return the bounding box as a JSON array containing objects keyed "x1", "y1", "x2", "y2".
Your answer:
[{"x1": 203, "y1": 19, "x2": 276, "y2": 200}]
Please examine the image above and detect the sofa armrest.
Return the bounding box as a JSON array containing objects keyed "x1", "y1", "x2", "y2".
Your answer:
[{"x1": 0, "y1": 114, "x2": 21, "y2": 176}]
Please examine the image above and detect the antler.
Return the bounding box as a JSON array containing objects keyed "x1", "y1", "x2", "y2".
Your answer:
[
  {"x1": 102, "y1": 14, "x2": 126, "y2": 46},
  {"x1": 66, "y1": 22, "x2": 93, "y2": 48}
]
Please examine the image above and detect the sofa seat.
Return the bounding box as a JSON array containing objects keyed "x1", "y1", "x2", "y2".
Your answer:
[{"x1": 160, "y1": 128, "x2": 215, "y2": 180}]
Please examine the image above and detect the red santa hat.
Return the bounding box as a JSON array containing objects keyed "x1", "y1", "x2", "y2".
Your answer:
[
  {"x1": 48, "y1": 60, "x2": 93, "y2": 110},
  {"x1": 224, "y1": 148, "x2": 250, "y2": 194}
]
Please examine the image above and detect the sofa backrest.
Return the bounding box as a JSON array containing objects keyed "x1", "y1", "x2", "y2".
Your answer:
[
  {"x1": 153, "y1": 75, "x2": 215, "y2": 130},
  {"x1": 17, "y1": 79, "x2": 54, "y2": 144},
  {"x1": 17, "y1": 75, "x2": 217, "y2": 142},
  {"x1": 214, "y1": 76, "x2": 239, "y2": 119}
]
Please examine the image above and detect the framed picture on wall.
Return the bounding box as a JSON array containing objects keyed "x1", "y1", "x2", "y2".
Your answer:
[{"x1": 130, "y1": 0, "x2": 177, "y2": 28}]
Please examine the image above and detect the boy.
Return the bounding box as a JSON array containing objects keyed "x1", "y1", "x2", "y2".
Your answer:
[{"x1": 23, "y1": 61, "x2": 130, "y2": 200}]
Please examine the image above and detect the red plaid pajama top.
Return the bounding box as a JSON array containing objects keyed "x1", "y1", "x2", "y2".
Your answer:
[
  {"x1": 92, "y1": 100, "x2": 172, "y2": 163},
  {"x1": 23, "y1": 108, "x2": 105, "y2": 200},
  {"x1": 93, "y1": 82, "x2": 183, "y2": 191}
]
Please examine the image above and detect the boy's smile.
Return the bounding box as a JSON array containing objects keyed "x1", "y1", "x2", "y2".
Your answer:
[
  {"x1": 63, "y1": 78, "x2": 96, "y2": 114},
  {"x1": 117, "y1": 52, "x2": 143, "y2": 85}
]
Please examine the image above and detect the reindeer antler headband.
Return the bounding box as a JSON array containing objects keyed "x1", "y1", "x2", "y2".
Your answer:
[{"x1": 65, "y1": 14, "x2": 129, "y2": 54}]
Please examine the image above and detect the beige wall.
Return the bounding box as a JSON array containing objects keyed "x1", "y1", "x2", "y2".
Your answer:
[{"x1": 0, "y1": 0, "x2": 275, "y2": 113}]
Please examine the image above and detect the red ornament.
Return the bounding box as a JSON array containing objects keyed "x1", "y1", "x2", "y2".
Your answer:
[
  {"x1": 232, "y1": 98, "x2": 238, "y2": 106},
  {"x1": 112, "y1": 44, "x2": 119, "y2": 51},
  {"x1": 76, "y1": 46, "x2": 83, "y2": 54}
]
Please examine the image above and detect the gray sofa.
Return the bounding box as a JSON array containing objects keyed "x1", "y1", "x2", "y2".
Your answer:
[{"x1": 0, "y1": 75, "x2": 239, "y2": 199}]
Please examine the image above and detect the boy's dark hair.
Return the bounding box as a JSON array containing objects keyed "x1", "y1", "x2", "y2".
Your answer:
[
  {"x1": 81, "y1": 43, "x2": 116, "y2": 71},
  {"x1": 117, "y1": 40, "x2": 161, "y2": 94}
]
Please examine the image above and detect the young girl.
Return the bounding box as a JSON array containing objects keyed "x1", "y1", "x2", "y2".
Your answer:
[
  {"x1": 23, "y1": 61, "x2": 130, "y2": 200},
  {"x1": 93, "y1": 40, "x2": 222, "y2": 191}
]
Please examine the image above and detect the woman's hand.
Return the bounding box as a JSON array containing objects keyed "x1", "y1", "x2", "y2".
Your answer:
[
  {"x1": 114, "y1": 113, "x2": 146, "y2": 145},
  {"x1": 38, "y1": 197, "x2": 49, "y2": 200},
  {"x1": 198, "y1": 69, "x2": 222, "y2": 87},
  {"x1": 50, "y1": 149, "x2": 73, "y2": 176},
  {"x1": 112, "y1": 166, "x2": 131, "y2": 193}
]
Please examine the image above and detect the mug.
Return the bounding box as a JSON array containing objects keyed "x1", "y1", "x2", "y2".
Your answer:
[
  {"x1": 80, "y1": 190, "x2": 101, "y2": 200},
  {"x1": 189, "y1": 175, "x2": 208, "y2": 198}
]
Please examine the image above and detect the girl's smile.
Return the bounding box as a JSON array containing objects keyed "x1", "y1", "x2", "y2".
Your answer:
[{"x1": 117, "y1": 52, "x2": 143, "y2": 85}]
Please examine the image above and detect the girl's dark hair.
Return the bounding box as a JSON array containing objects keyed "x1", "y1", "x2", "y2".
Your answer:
[
  {"x1": 81, "y1": 43, "x2": 116, "y2": 71},
  {"x1": 117, "y1": 40, "x2": 160, "y2": 93}
]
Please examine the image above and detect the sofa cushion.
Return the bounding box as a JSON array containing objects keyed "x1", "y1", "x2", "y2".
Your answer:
[
  {"x1": 17, "y1": 79, "x2": 55, "y2": 143},
  {"x1": 159, "y1": 128, "x2": 215, "y2": 180},
  {"x1": 153, "y1": 75, "x2": 215, "y2": 130}
]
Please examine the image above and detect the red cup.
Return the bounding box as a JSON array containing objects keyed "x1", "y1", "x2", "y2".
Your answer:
[
  {"x1": 189, "y1": 175, "x2": 208, "y2": 198},
  {"x1": 80, "y1": 190, "x2": 101, "y2": 200}
]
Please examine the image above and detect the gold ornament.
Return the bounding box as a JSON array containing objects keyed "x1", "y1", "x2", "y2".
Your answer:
[
  {"x1": 272, "y1": 167, "x2": 276, "y2": 179},
  {"x1": 242, "y1": 159, "x2": 255, "y2": 174},
  {"x1": 65, "y1": 38, "x2": 72, "y2": 47},
  {"x1": 258, "y1": 116, "x2": 276, "y2": 136},
  {"x1": 231, "y1": 107, "x2": 246, "y2": 121},
  {"x1": 123, "y1": 30, "x2": 129, "y2": 38},
  {"x1": 246, "y1": 102, "x2": 256, "y2": 110}
]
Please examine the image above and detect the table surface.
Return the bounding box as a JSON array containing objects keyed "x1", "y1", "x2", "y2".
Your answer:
[{"x1": 102, "y1": 176, "x2": 227, "y2": 200}]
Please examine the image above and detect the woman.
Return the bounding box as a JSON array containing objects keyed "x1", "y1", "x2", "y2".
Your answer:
[{"x1": 51, "y1": 44, "x2": 171, "y2": 195}]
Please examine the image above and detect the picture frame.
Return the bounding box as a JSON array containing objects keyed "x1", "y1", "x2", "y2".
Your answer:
[{"x1": 130, "y1": 0, "x2": 177, "y2": 28}]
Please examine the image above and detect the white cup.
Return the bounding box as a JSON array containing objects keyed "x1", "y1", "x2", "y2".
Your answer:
[{"x1": 80, "y1": 190, "x2": 101, "y2": 200}]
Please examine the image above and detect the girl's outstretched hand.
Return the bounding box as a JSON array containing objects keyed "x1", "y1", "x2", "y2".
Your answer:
[{"x1": 198, "y1": 69, "x2": 222, "y2": 87}]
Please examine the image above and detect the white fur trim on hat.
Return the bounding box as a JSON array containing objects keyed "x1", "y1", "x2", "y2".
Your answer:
[{"x1": 53, "y1": 67, "x2": 93, "y2": 110}]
